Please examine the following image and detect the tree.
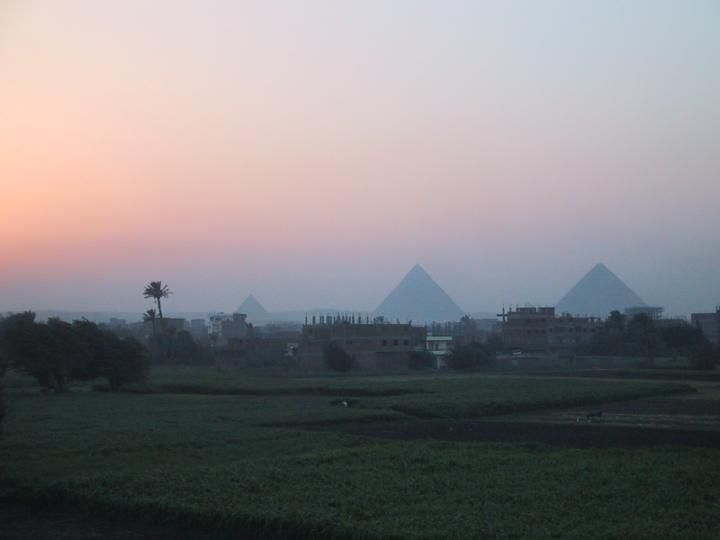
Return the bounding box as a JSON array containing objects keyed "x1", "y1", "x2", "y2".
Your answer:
[
  {"x1": 324, "y1": 341, "x2": 354, "y2": 372},
  {"x1": 485, "y1": 333, "x2": 504, "y2": 355},
  {"x1": 0, "y1": 315, "x2": 7, "y2": 436},
  {"x1": 446, "y1": 342, "x2": 494, "y2": 371},
  {"x1": 103, "y1": 334, "x2": 148, "y2": 391},
  {"x1": 143, "y1": 281, "x2": 172, "y2": 320},
  {"x1": 143, "y1": 308, "x2": 158, "y2": 336},
  {"x1": 143, "y1": 283, "x2": 174, "y2": 361},
  {"x1": 659, "y1": 323, "x2": 707, "y2": 357},
  {"x1": 626, "y1": 314, "x2": 660, "y2": 366},
  {"x1": 3, "y1": 314, "x2": 92, "y2": 392},
  {"x1": 690, "y1": 345, "x2": 719, "y2": 370},
  {"x1": 71, "y1": 320, "x2": 148, "y2": 390},
  {"x1": 174, "y1": 330, "x2": 198, "y2": 364},
  {"x1": 581, "y1": 310, "x2": 628, "y2": 356},
  {"x1": 408, "y1": 350, "x2": 435, "y2": 369}
]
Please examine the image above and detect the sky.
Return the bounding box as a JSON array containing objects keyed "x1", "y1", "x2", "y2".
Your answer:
[{"x1": 1, "y1": 0, "x2": 719, "y2": 316}]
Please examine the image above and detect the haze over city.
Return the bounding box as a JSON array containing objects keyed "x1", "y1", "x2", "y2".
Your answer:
[{"x1": 2, "y1": 0, "x2": 719, "y2": 316}]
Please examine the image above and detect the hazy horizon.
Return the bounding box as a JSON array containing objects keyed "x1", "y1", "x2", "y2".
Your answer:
[{"x1": 2, "y1": 1, "x2": 719, "y2": 317}]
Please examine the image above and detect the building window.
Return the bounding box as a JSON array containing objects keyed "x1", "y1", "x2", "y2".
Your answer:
[
  {"x1": 393, "y1": 339, "x2": 399, "y2": 346},
  {"x1": 346, "y1": 339, "x2": 353, "y2": 345},
  {"x1": 382, "y1": 339, "x2": 387, "y2": 346},
  {"x1": 403, "y1": 339, "x2": 409, "y2": 346}
]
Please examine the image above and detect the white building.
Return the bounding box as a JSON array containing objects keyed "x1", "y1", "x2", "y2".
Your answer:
[{"x1": 426, "y1": 334, "x2": 453, "y2": 369}]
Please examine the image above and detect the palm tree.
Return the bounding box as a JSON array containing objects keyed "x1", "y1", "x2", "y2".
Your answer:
[
  {"x1": 143, "y1": 308, "x2": 157, "y2": 335},
  {"x1": 143, "y1": 281, "x2": 172, "y2": 320}
]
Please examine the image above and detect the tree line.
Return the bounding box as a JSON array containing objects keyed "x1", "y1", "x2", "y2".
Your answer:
[
  {"x1": 579, "y1": 311, "x2": 718, "y2": 369},
  {"x1": 0, "y1": 312, "x2": 148, "y2": 393}
]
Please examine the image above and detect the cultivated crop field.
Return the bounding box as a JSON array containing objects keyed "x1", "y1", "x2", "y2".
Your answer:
[{"x1": 1, "y1": 368, "x2": 719, "y2": 539}]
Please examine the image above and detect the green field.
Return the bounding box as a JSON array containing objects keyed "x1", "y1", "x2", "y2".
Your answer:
[{"x1": 1, "y1": 368, "x2": 719, "y2": 539}]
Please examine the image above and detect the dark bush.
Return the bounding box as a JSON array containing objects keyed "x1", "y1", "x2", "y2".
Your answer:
[
  {"x1": 3, "y1": 314, "x2": 91, "y2": 392},
  {"x1": 324, "y1": 341, "x2": 354, "y2": 372},
  {"x1": 0, "y1": 315, "x2": 7, "y2": 436},
  {"x1": 485, "y1": 333, "x2": 504, "y2": 355},
  {"x1": 174, "y1": 330, "x2": 198, "y2": 363},
  {"x1": 103, "y1": 335, "x2": 149, "y2": 391},
  {"x1": 3, "y1": 313, "x2": 148, "y2": 392},
  {"x1": 408, "y1": 350, "x2": 436, "y2": 369},
  {"x1": 690, "y1": 346, "x2": 719, "y2": 370},
  {"x1": 446, "y1": 342, "x2": 494, "y2": 371}
]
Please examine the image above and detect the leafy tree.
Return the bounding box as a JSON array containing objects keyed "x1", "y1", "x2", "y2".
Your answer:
[
  {"x1": 174, "y1": 330, "x2": 198, "y2": 363},
  {"x1": 659, "y1": 324, "x2": 707, "y2": 356},
  {"x1": 690, "y1": 345, "x2": 719, "y2": 371},
  {"x1": 324, "y1": 341, "x2": 354, "y2": 372},
  {"x1": 485, "y1": 332, "x2": 504, "y2": 355},
  {"x1": 103, "y1": 334, "x2": 148, "y2": 391},
  {"x1": 606, "y1": 310, "x2": 627, "y2": 335},
  {"x1": 3, "y1": 314, "x2": 93, "y2": 392},
  {"x1": 0, "y1": 314, "x2": 8, "y2": 378},
  {"x1": 71, "y1": 319, "x2": 107, "y2": 379},
  {"x1": 408, "y1": 350, "x2": 435, "y2": 369},
  {"x1": 3, "y1": 315, "x2": 148, "y2": 392},
  {"x1": 625, "y1": 314, "x2": 661, "y2": 365},
  {"x1": 0, "y1": 315, "x2": 7, "y2": 435},
  {"x1": 72, "y1": 320, "x2": 149, "y2": 389},
  {"x1": 446, "y1": 342, "x2": 494, "y2": 370}
]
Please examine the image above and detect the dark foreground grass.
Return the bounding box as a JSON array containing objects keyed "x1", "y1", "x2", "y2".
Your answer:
[{"x1": 1, "y1": 376, "x2": 718, "y2": 539}]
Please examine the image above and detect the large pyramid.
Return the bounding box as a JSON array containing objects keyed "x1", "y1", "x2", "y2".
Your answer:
[
  {"x1": 236, "y1": 295, "x2": 269, "y2": 321},
  {"x1": 556, "y1": 263, "x2": 646, "y2": 317},
  {"x1": 374, "y1": 264, "x2": 465, "y2": 323}
]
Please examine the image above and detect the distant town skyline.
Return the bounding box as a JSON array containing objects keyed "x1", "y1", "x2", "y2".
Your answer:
[{"x1": 1, "y1": 1, "x2": 719, "y2": 316}]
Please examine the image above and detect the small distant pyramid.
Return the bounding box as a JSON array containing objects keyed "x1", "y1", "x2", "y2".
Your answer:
[
  {"x1": 236, "y1": 295, "x2": 269, "y2": 320},
  {"x1": 556, "y1": 263, "x2": 646, "y2": 317},
  {"x1": 374, "y1": 264, "x2": 465, "y2": 323}
]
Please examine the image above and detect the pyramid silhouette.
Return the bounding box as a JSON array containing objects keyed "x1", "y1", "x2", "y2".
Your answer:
[
  {"x1": 374, "y1": 264, "x2": 465, "y2": 323},
  {"x1": 556, "y1": 263, "x2": 646, "y2": 317},
  {"x1": 236, "y1": 295, "x2": 269, "y2": 319}
]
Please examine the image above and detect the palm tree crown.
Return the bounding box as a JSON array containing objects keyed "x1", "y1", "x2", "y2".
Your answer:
[{"x1": 143, "y1": 281, "x2": 172, "y2": 319}]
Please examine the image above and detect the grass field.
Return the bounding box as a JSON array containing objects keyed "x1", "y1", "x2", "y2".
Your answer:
[{"x1": 1, "y1": 368, "x2": 719, "y2": 539}]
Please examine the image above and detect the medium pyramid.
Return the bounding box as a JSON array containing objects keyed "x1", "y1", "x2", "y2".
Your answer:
[
  {"x1": 374, "y1": 264, "x2": 465, "y2": 323},
  {"x1": 236, "y1": 295, "x2": 269, "y2": 319},
  {"x1": 556, "y1": 263, "x2": 646, "y2": 317}
]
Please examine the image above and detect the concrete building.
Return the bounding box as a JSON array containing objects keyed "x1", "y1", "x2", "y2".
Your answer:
[
  {"x1": 207, "y1": 312, "x2": 253, "y2": 345},
  {"x1": 501, "y1": 306, "x2": 601, "y2": 353},
  {"x1": 428, "y1": 317, "x2": 500, "y2": 347},
  {"x1": 691, "y1": 308, "x2": 720, "y2": 346},
  {"x1": 222, "y1": 313, "x2": 252, "y2": 341},
  {"x1": 625, "y1": 306, "x2": 664, "y2": 320},
  {"x1": 300, "y1": 314, "x2": 426, "y2": 371},
  {"x1": 426, "y1": 334, "x2": 453, "y2": 368}
]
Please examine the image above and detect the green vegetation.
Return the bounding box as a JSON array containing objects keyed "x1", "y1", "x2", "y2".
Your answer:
[
  {"x1": 1, "y1": 313, "x2": 148, "y2": 392},
  {"x1": 407, "y1": 350, "x2": 435, "y2": 370},
  {"x1": 2, "y1": 368, "x2": 717, "y2": 538},
  {"x1": 445, "y1": 342, "x2": 494, "y2": 371},
  {"x1": 324, "y1": 341, "x2": 354, "y2": 372},
  {"x1": 582, "y1": 311, "x2": 717, "y2": 368}
]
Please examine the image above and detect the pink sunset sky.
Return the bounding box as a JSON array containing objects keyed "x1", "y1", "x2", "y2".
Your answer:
[{"x1": 1, "y1": 1, "x2": 719, "y2": 316}]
